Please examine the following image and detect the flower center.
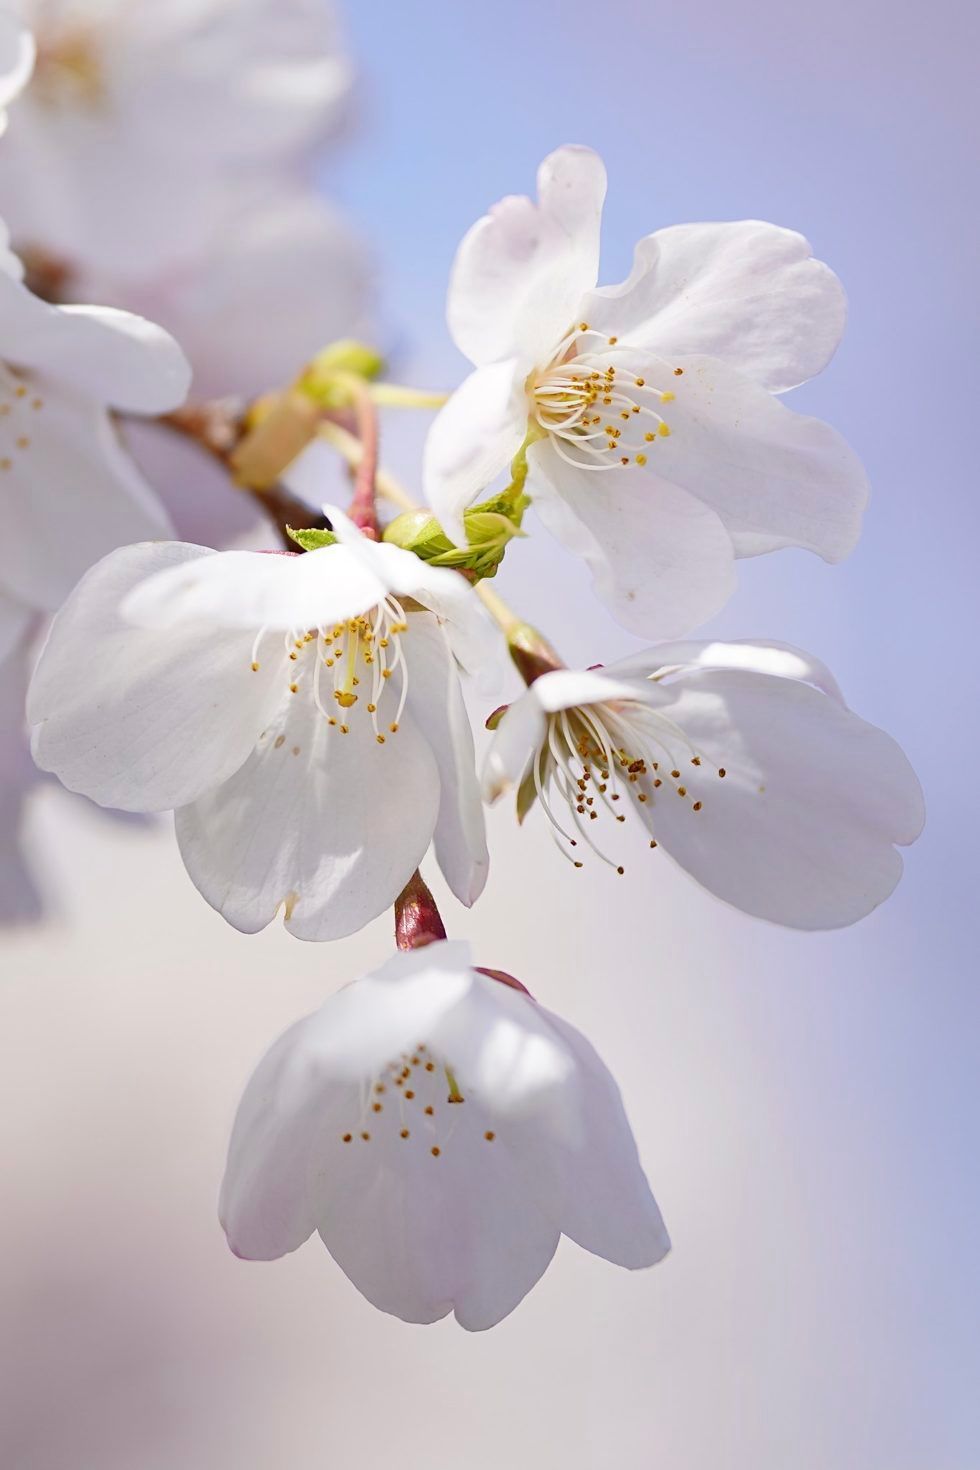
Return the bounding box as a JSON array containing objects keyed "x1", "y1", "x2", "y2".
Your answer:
[
  {"x1": 249, "y1": 595, "x2": 410, "y2": 744},
  {"x1": 33, "y1": 23, "x2": 106, "y2": 110},
  {"x1": 535, "y1": 699, "x2": 728, "y2": 873},
  {"x1": 528, "y1": 323, "x2": 682, "y2": 472},
  {"x1": 0, "y1": 365, "x2": 44, "y2": 474},
  {"x1": 338, "y1": 1044, "x2": 497, "y2": 1156}
]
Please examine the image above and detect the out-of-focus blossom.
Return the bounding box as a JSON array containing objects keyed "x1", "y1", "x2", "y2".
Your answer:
[
  {"x1": 425, "y1": 146, "x2": 867, "y2": 638},
  {"x1": 220, "y1": 939, "x2": 670, "y2": 1330},
  {"x1": 0, "y1": 9, "x2": 33, "y2": 130},
  {"x1": 0, "y1": 0, "x2": 354, "y2": 281},
  {"x1": 0, "y1": 1, "x2": 372, "y2": 546},
  {"x1": 0, "y1": 236, "x2": 190, "y2": 633},
  {"x1": 484, "y1": 641, "x2": 924, "y2": 930},
  {"x1": 28, "y1": 509, "x2": 494, "y2": 940}
]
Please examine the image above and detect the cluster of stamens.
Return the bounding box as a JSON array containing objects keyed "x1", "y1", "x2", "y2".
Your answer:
[
  {"x1": 33, "y1": 24, "x2": 105, "y2": 109},
  {"x1": 339, "y1": 1045, "x2": 496, "y2": 1156},
  {"x1": 250, "y1": 595, "x2": 410, "y2": 743},
  {"x1": 0, "y1": 367, "x2": 44, "y2": 472},
  {"x1": 529, "y1": 323, "x2": 684, "y2": 472},
  {"x1": 534, "y1": 700, "x2": 728, "y2": 873}
]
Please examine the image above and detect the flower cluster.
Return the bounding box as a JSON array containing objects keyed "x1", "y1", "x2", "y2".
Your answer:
[{"x1": 0, "y1": 12, "x2": 923, "y2": 1333}]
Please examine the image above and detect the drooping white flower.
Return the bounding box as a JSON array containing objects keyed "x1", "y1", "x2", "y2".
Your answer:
[
  {"x1": 0, "y1": 238, "x2": 191, "y2": 629},
  {"x1": 220, "y1": 939, "x2": 670, "y2": 1330},
  {"x1": 484, "y1": 641, "x2": 924, "y2": 930},
  {"x1": 28, "y1": 508, "x2": 495, "y2": 939},
  {"x1": 0, "y1": 0, "x2": 353, "y2": 283},
  {"x1": 425, "y1": 146, "x2": 869, "y2": 638}
]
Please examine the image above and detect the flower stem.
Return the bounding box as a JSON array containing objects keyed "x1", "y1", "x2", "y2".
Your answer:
[
  {"x1": 154, "y1": 403, "x2": 329, "y2": 550},
  {"x1": 344, "y1": 378, "x2": 381, "y2": 539},
  {"x1": 316, "y1": 420, "x2": 418, "y2": 513},
  {"x1": 394, "y1": 870, "x2": 447, "y2": 951},
  {"x1": 369, "y1": 383, "x2": 449, "y2": 410}
]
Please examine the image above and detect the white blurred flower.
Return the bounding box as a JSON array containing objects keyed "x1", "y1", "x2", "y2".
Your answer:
[
  {"x1": 0, "y1": 0, "x2": 353, "y2": 282},
  {"x1": 220, "y1": 939, "x2": 670, "y2": 1330},
  {"x1": 28, "y1": 508, "x2": 493, "y2": 939},
  {"x1": 425, "y1": 146, "x2": 869, "y2": 638},
  {"x1": 0, "y1": 9, "x2": 33, "y2": 130},
  {"x1": 484, "y1": 641, "x2": 924, "y2": 930},
  {"x1": 0, "y1": 242, "x2": 190, "y2": 635}
]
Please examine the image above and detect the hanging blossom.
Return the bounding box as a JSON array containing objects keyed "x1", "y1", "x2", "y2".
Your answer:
[
  {"x1": 220, "y1": 940, "x2": 670, "y2": 1330},
  {"x1": 425, "y1": 145, "x2": 869, "y2": 639},
  {"x1": 484, "y1": 641, "x2": 924, "y2": 930},
  {"x1": 0, "y1": 228, "x2": 190, "y2": 657},
  {"x1": 28, "y1": 508, "x2": 496, "y2": 940}
]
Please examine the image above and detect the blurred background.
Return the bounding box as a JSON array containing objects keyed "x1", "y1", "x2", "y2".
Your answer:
[{"x1": 2, "y1": 0, "x2": 978, "y2": 1466}]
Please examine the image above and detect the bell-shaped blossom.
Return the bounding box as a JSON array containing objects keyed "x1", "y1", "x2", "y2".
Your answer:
[
  {"x1": 425, "y1": 146, "x2": 869, "y2": 638},
  {"x1": 0, "y1": 237, "x2": 190, "y2": 633},
  {"x1": 484, "y1": 641, "x2": 924, "y2": 930},
  {"x1": 28, "y1": 509, "x2": 494, "y2": 939},
  {"x1": 220, "y1": 939, "x2": 670, "y2": 1330},
  {"x1": 0, "y1": 0, "x2": 353, "y2": 283}
]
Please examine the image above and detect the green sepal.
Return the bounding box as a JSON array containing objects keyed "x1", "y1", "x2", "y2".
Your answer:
[
  {"x1": 516, "y1": 765, "x2": 540, "y2": 825},
  {"x1": 382, "y1": 490, "x2": 530, "y2": 581},
  {"x1": 297, "y1": 339, "x2": 386, "y2": 408},
  {"x1": 286, "y1": 525, "x2": 338, "y2": 552}
]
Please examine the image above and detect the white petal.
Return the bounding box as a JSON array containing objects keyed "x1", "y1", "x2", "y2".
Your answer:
[
  {"x1": 175, "y1": 690, "x2": 441, "y2": 940},
  {"x1": 603, "y1": 639, "x2": 846, "y2": 703},
  {"x1": 639, "y1": 669, "x2": 925, "y2": 929},
  {"x1": 219, "y1": 1017, "x2": 323, "y2": 1261},
  {"x1": 423, "y1": 361, "x2": 527, "y2": 544},
  {"x1": 0, "y1": 380, "x2": 173, "y2": 614},
  {"x1": 448, "y1": 145, "x2": 607, "y2": 367},
  {"x1": 528, "y1": 440, "x2": 737, "y2": 639},
  {"x1": 581, "y1": 222, "x2": 847, "y2": 393},
  {"x1": 0, "y1": 271, "x2": 191, "y2": 413},
  {"x1": 122, "y1": 544, "x2": 386, "y2": 633},
  {"x1": 0, "y1": 16, "x2": 33, "y2": 117},
  {"x1": 636, "y1": 352, "x2": 868, "y2": 561},
  {"x1": 538, "y1": 1009, "x2": 671, "y2": 1269},
  {"x1": 403, "y1": 614, "x2": 489, "y2": 906},
  {"x1": 482, "y1": 688, "x2": 546, "y2": 802},
  {"x1": 28, "y1": 543, "x2": 280, "y2": 812}
]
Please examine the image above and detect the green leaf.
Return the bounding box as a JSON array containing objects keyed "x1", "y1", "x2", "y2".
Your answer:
[{"x1": 286, "y1": 525, "x2": 337, "y2": 552}]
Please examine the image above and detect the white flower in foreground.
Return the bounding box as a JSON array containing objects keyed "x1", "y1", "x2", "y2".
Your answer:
[
  {"x1": 220, "y1": 940, "x2": 670, "y2": 1330},
  {"x1": 0, "y1": 0, "x2": 353, "y2": 282},
  {"x1": 28, "y1": 509, "x2": 493, "y2": 939},
  {"x1": 425, "y1": 146, "x2": 868, "y2": 638},
  {"x1": 0, "y1": 241, "x2": 190, "y2": 639},
  {"x1": 485, "y1": 641, "x2": 924, "y2": 930}
]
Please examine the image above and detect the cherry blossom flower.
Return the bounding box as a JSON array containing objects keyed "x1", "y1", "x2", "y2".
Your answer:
[
  {"x1": 220, "y1": 940, "x2": 670, "y2": 1329},
  {"x1": 0, "y1": 238, "x2": 190, "y2": 634},
  {"x1": 425, "y1": 146, "x2": 869, "y2": 638},
  {"x1": 0, "y1": 10, "x2": 33, "y2": 130},
  {"x1": 484, "y1": 641, "x2": 924, "y2": 930},
  {"x1": 28, "y1": 509, "x2": 494, "y2": 939}
]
